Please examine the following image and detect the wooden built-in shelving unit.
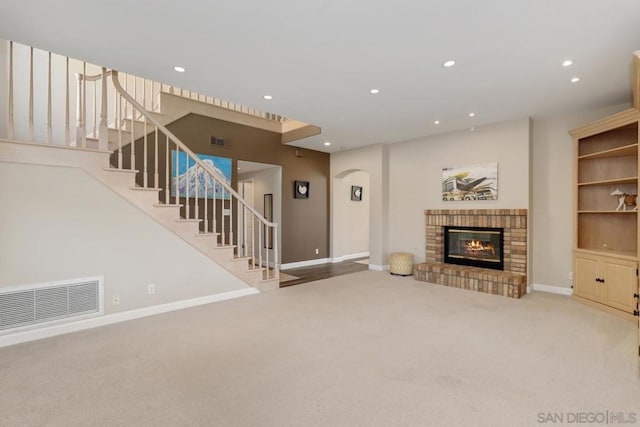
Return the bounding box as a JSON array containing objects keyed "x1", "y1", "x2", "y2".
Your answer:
[{"x1": 571, "y1": 108, "x2": 640, "y2": 318}]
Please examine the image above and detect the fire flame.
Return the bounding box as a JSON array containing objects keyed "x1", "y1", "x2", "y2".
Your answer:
[{"x1": 465, "y1": 240, "x2": 495, "y2": 255}]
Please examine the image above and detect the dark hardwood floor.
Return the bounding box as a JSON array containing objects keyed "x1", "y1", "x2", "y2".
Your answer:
[{"x1": 280, "y1": 258, "x2": 369, "y2": 287}]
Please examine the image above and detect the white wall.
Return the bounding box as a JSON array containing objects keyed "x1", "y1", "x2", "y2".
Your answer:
[
  {"x1": 387, "y1": 119, "x2": 531, "y2": 264},
  {"x1": 332, "y1": 170, "x2": 370, "y2": 258},
  {"x1": 238, "y1": 166, "x2": 282, "y2": 264},
  {"x1": 0, "y1": 161, "x2": 249, "y2": 313},
  {"x1": 531, "y1": 102, "x2": 631, "y2": 289}
]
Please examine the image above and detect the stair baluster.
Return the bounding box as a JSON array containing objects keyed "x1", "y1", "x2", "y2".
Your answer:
[
  {"x1": 47, "y1": 52, "x2": 52, "y2": 144},
  {"x1": 143, "y1": 116, "x2": 148, "y2": 187},
  {"x1": 99, "y1": 67, "x2": 108, "y2": 150},
  {"x1": 28, "y1": 47, "x2": 34, "y2": 142},
  {"x1": 7, "y1": 41, "x2": 14, "y2": 140}
]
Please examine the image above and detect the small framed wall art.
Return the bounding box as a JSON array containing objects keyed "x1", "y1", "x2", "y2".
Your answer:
[
  {"x1": 351, "y1": 186, "x2": 363, "y2": 201},
  {"x1": 294, "y1": 180, "x2": 309, "y2": 199}
]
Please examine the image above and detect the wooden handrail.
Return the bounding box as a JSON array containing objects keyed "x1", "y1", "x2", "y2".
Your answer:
[{"x1": 111, "y1": 71, "x2": 277, "y2": 229}]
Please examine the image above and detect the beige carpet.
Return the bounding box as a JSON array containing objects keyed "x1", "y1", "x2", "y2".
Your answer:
[
  {"x1": 1, "y1": 271, "x2": 639, "y2": 427},
  {"x1": 353, "y1": 258, "x2": 369, "y2": 265}
]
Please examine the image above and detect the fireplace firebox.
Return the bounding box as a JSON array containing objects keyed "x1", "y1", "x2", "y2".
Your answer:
[{"x1": 444, "y1": 226, "x2": 504, "y2": 271}]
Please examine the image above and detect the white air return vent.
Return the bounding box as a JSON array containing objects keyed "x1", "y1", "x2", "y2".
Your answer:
[{"x1": 0, "y1": 277, "x2": 103, "y2": 333}]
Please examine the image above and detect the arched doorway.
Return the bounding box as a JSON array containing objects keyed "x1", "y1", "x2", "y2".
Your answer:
[{"x1": 332, "y1": 169, "x2": 370, "y2": 263}]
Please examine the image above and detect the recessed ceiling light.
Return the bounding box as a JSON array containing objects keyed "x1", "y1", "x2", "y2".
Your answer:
[
  {"x1": 263, "y1": 95, "x2": 273, "y2": 100},
  {"x1": 434, "y1": 120, "x2": 440, "y2": 125},
  {"x1": 468, "y1": 112, "x2": 475, "y2": 117},
  {"x1": 571, "y1": 77, "x2": 580, "y2": 83},
  {"x1": 324, "y1": 141, "x2": 331, "y2": 146},
  {"x1": 369, "y1": 89, "x2": 380, "y2": 94},
  {"x1": 173, "y1": 66, "x2": 185, "y2": 73},
  {"x1": 562, "y1": 60, "x2": 573, "y2": 67},
  {"x1": 443, "y1": 60, "x2": 456, "y2": 68}
]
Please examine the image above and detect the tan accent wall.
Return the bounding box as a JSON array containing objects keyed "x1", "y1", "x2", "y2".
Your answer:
[{"x1": 165, "y1": 114, "x2": 330, "y2": 264}]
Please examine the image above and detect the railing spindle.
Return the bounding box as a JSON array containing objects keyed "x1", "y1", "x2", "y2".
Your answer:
[
  {"x1": 221, "y1": 189, "x2": 226, "y2": 245},
  {"x1": 82, "y1": 62, "x2": 86, "y2": 147},
  {"x1": 99, "y1": 67, "x2": 108, "y2": 150},
  {"x1": 175, "y1": 146, "x2": 180, "y2": 211},
  {"x1": 143, "y1": 78, "x2": 146, "y2": 111},
  {"x1": 243, "y1": 206, "x2": 248, "y2": 258},
  {"x1": 92, "y1": 80, "x2": 97, "y2": 137},
  {"x1": 154, "y1": 126, "x2": 159, "y2": 188},
  {"x1": 266, "y1": 223, "x2": 270, "y2": 278},
  {"x1": 47, "y1": 52, "x2": 52, "y2": 144},
  {"x1": 273, "y1": 224, "x2": 279, "y2": 279},
  {"x1": 113, "y1": 80, "x2": 117, "y2": 127},
  {"x1": 185, "y1": 154, "x2": 190, "y2": 218},
  {"x1": 28, "y1": 47, "x2": 34, "y2": 141},
  {"x1": 7, "y1": 41, "x2": 14, "y2": 140},
  {"x1": 229, "y1": 190, "x2": 234, "y2": 246},
  {"x1": 204, "y1": 176, "x2": 209, "y2": 233},
  {"x1": 165, "y1": 134, "x2": 170, "y2": 203},
  {"x1": 194, "y1": 165, "x2": 199, "y2": 224},
  {"x1": 76, "y1": 73, "x2": 84, "y2": 147},
  {"x1": 212, "y1": 177, "x2": 217, "y2": 241},
  {"x1": 123, "y1": 74, "x2": 128, "y2": 122},
  {"x1": 117, "y1": 93, "x2": 123, "y2": 168},
  {"x1": 143, "y1": 116, "x2": 148, "y2": 187},
  {"x1": 251, "y1": 216, "x2": 256, "y2": 265},
  {"x1": 64, "y1": 56, "x2": 71, "y2": 146},
  {"x1": 258, "y1": 220, "x2": 262, "y2": 268},
  {"x1": 130, "y1": 99, "x2": 135, "y2": 170},
  {"x1": 133, "y1": 76, "x2": 137, "y2": 119}
]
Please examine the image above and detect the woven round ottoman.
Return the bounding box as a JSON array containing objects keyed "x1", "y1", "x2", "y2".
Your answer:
[{"x1": 389, "y1": 252, "x2": 414, "y2": 276}]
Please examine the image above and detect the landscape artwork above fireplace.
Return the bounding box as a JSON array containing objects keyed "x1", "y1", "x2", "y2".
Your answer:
[{"x1": 444, "y1": 226, "x2": 504, "y2": 271}]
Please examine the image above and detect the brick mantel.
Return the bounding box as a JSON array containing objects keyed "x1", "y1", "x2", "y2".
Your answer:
[{"x1": 415, "y1": 209, "x2": 528, "y2": 298}]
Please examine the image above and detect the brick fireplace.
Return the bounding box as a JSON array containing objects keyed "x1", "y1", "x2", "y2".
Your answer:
[{"x1": 414, "y1": 209, "x2": 527, "y2": 298}]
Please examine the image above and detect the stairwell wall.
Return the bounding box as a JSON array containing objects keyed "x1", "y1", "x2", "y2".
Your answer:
[
  {"x1": 150, "y1": 113, "x2": 330, "y2": 265},
  {"x1": 0, "y1": 161, "x2": 250, "y2": 313}
]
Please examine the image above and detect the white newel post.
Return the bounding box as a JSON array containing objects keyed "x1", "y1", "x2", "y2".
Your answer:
[
  {"x1": 98, "y1": 67, "x2": 108, "y2": 150},
  {"x1": 274, "y1": 224, "x2": 279, "y2": 278}
]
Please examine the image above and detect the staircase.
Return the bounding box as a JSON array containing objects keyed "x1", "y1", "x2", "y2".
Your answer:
[{"x1": 1, "y1": 40, "x2": 281, "y2": 291}]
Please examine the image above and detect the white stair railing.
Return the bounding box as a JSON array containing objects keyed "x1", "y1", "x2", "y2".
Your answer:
[
  {"x1": 2, "y1": 40, "x2": 280, "y2": 282},
  {"x1": 3, "y1": 40, "x2": 288, "y2": 148},
  {"x1": 110, "y1": 71, "x2": 279, "y2": 280}
]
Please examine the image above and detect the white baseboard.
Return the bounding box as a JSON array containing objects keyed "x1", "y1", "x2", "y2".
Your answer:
[
  {"x1": 332, "y1": 252, "x2": 369, "y2": 263},
  {"x1": 532, "y1": 283, "x2": 573, "y2": 296},
  {"x1": 281, "y1": 258, "x2": 331, "y2": 270},
  {"x1": 369, "y1": 264, "x2": 389, "y2": 271},
  {"x1": 0, "y1": 287, "x2": 259, "y2": 348}
]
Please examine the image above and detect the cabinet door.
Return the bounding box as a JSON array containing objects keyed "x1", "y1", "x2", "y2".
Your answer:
[
  {"x1": 574, "y1": 255, "x2": 601, "y2": 302},
  {"x1": 602, "y1": 259, "x2": 638, "y2": 313}
]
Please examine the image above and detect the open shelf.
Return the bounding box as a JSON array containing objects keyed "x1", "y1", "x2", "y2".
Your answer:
[
  {"x1": 578, "y1": 176, "x2": 638, "y2": 186},
  {"x1": 578, "y1": 210, "x2": 637, "y2": 214},
  {"x1": 578, "y1": 143, "x2": 638, "y2": 160},
  {"x1": 577, "y1": 210, "x2": 637, "y2": 255}
]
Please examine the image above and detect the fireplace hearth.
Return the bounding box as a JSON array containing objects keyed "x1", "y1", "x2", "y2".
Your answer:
[
  {"x1": 444, "y1": 226, "x2": 504, "y2": 271},
  {"x1": 415, "y1": 209, "x2": 527, "y2": 298}
]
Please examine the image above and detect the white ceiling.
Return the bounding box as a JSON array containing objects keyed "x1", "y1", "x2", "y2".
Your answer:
[{"x1": 1, "y1": 1, "x2": 640, "y2": 153}]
